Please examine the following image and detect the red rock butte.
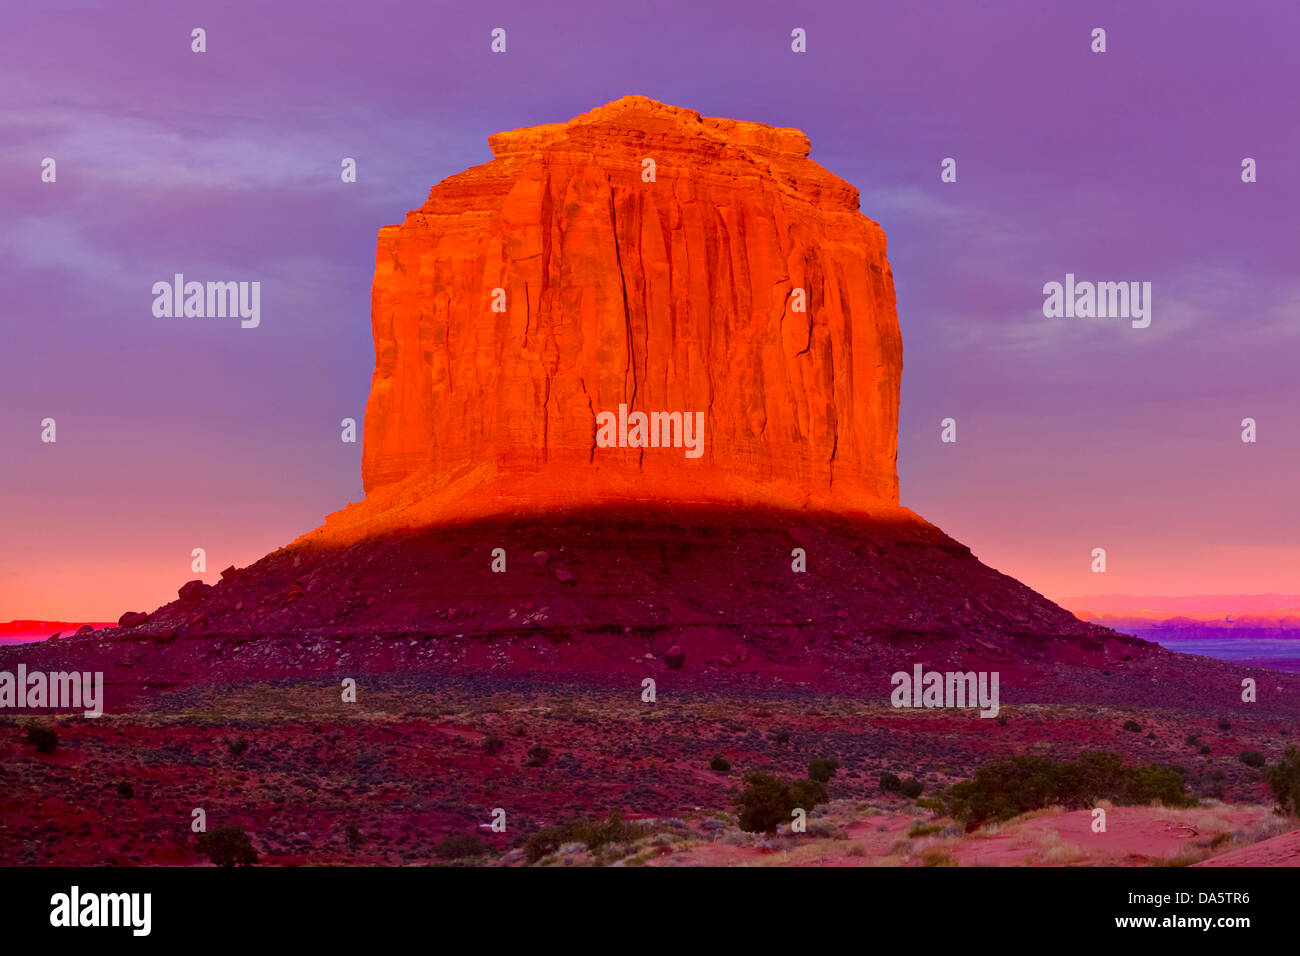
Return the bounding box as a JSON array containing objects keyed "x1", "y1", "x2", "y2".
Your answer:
[{"x1": 312, "y1": 96, "x2": 904, "y2": 544}]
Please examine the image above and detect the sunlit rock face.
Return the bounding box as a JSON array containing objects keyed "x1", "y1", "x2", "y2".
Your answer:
[{"x1": 354, "y1": 96, "x2": 901, "y2": 532}]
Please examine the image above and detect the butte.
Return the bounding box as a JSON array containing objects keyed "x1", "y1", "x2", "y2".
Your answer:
[{"x1": 90, "y1": 97, "x2": 1282, "y2": 706}]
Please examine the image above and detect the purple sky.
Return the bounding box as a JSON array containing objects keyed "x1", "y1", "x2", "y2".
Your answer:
[{"x1": 2, "y1": 0, "x2": 1298, "y2": 619}]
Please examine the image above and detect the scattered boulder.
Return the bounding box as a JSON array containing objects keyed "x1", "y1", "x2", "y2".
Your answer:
[
  {"x1": 665, "y1": 645, "x2": 686, "y2": 669},
  {"x1": 554, "y1": 568, "x2": 574, "y2": 584},
  {"x1": 74, "y1": 624, "x2": 93, "y2": 636},
  {"x1": 533, "y1": 550, "x2": 549, "y2": 566},
  {"x1": 178, "y1": 580, "x2": 209, "y2": 603},
  {"x1": 118, "y1": 611, "x2": 149, "y2": 628}
]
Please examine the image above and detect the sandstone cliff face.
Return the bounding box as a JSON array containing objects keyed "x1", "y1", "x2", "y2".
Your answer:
[{"x1": 351, "y1": 96, "x2": 901, "y2": 534}]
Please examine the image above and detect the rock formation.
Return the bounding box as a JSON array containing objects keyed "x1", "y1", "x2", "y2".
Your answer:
[
  {"x1": 89, "y1": 97, "x2": 1177, "y2": 695},
  {"x1": 324, "y1": 96, "x2": 902, "y2": 541}
]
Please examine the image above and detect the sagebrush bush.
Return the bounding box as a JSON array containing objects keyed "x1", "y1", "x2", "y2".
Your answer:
[
  {"x1": 436, "y1": 834, "x2": 488, "y2": 859},
  {"x1": 735, "y1": 772, "x2": 827, "y2": 833},
  {"x1": 940, "y1": 751, "x2": 1191, "y2": 831},
  {"x1": 524, "y1": 810, "x2": 645, "y2": 863},
  {"x1": 808, "y1": 756, "x2": 840, "y2": 783},
  {"x1": 26, "y1": 724, "x2": 58, "y2": 753},
  {"x1": 197, "y1": 825, "x2": 257, "y2": 867},
  {"x1": 1266, "y1": 746, "x2": 1300, "y2": 815}
]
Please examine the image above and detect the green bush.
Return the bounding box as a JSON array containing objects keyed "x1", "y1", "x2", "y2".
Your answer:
[
  {"x1": 1199, "y1": 745, "x2": 1212, "y2": 755},
  {"x1": 524, "y1": 826, "x2": 566, "y2": 864},
  {"x1": 787, "y1": 777, "x2": 827, "y2": 810},
  {"x1": 941, "y1": 751, "x2": 1191, "y2": 831},
  {"x1": 26, "y1": 724, "x2": 58, "y2": 753},
  {"x1": 525, "y1": 744, "x2": 551, "y2": 766},
  {"x1": 1266, "y1": 746, "x2": 1300, "y2": 815},
  {"x1": 227, "y1": 737, "x2": 249, "y2": 757},
  {"x1": 735, "y1": 773, "x2": 791, "y2": 833},
  {"x1": 196, "y1": 825, "x2": 258, "y2": 867},
  {"x1": 899, "y1": 777, "x2": 924, "y2": 798},
  {"x1": 114, "y1": 780, "x2": 133, "y2": 798},
  {"x1": 1239, "y1": 750, "x2": 1266, "y2": 768},
  {"x1": 1218, "y1": 717, "x2": 1232, "y2": 731},
  {"x1": 709, "y1": 755, "x2": 731, "y2": 772},
  {"x1": 1122, "y1": 720, "x2": 1142, "y2": 733},
  {"x1": 523, "y1": 810, "x2": 644, "y2": 863},
  {"x1": 735, "y1": 772, "x2": 827, "y2": 833},
  {"x1": 436, "y1": 834, "x2": 488, "y2": 859},
  {"x1": 808, "y1": 756, "x2": 840, "y2": 783},
  {"x1": 345, "y1": 823, "x2": 365, "y2": 850},
  {"x1": 879, "y1": 772, "x2": 902, "y2": 792},
  {"x1": 482, "y1": 734, "x2": 504, "y2": 754},
  {"x1": 567, "y1": 809, "x2": 645, "y2": 852}
]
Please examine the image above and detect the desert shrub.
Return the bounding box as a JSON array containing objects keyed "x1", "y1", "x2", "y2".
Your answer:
[
  {"x1": 511, "y1": 723, "x2": 525, "y2": 737},
  {"x1": 197, "y1": 825, "x2": 258, "y2": 867},
  {"x1": 709, "y1": 755, "x2": 731, "y2": 772},
  {"x1": 1196, "y1": 766, "x2": 1227, "y2": 801},
  {"x1": 735, "y1": 772, "x2": 827, "y2": 833},
  {"x1": 787, "y1": 778, "x2": 827, "y2": 810},
  {"x1": 1199, "y1": 745, "x2": 1212, "y2": 755},
  {"x1": 1123, "y1": 720, "x2": 1142, "y2": 733},
  {"x1": 227, "y1": 737, "x2": 249, "y2": 757},
  {"x1": 436, "y1": 834, "x2": 488, "y2": 859},
  {"x1": 1218, "y1": 717, "x2": 1232, "y2": 731},
  {"x1": 524, "y1": 826, "x2": 566, "y2": 864},
  {"x1": 908, "y1": 824, "x2": 943, "y2": 838},
  {"x1": 921, "y1": 850, "x2": 957, "y2": 867},
  {"x1": 941, "y1": 751, "x2": 1191, "y2": 831},
  {"x1": 568, "y1": 810, "x2": 645, "y2": 852},
  {"x1": 482, "y1": 734, "x2": 504, "y2": 754},
  {"x1": 26, "y1": 724, "x2": 58, "y2": 753},
  {"x1": 114, "y1": 780, "x2": 133, "y2": 798},
  {"x1": 1266, "y1": 746, "x2": 1300, "y2": 815},
  {"x1": 879, "y1": 772, "x2": 902, "y2": 792},
  {"x1": 524, "y1": 811, "x2": 644, "y2": 863},
  {"x1": 345, "y1": 823, "x2": 365, "y2": 850},
  {"x1": 808, "y1": 756, "x2": 840, "y2": 783},
  {"x1": 899, "y1": 778, "x2": 924, "y2": 799},
  {"x1": 774, "y1": 730, "x2": 791, "y2": 744},
  {"x1": 735, "y1": 773, "x2": 791, "y2": 833},
  {"x1": 1186, "y1": 734, "x2": 1201, "y2": 746},
  {"x1": 1239, "y1": 750, "x2": 1266, "y2": 768},
  {"x1": 525, "y1": 745, "x2": 551, "y2": 767}
]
